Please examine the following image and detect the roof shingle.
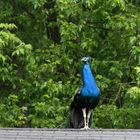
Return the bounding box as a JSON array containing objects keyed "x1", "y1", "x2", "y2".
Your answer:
[{"x1": 0, "y1": 128, "x2": 140, "y2": 140}]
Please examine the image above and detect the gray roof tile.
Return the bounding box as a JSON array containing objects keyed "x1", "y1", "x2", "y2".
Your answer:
[{"x1": 0, "y1": 128, "x2": 139, "y2": 140}]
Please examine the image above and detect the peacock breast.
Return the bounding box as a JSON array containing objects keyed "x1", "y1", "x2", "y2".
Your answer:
[{"x1": 81, "y1": 86, "x2": 100, "y2": 98}]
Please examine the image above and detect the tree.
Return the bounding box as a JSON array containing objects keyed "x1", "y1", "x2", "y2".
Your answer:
[{"x1": 0, "y1": 0, "x2": 140, "y2": 128}]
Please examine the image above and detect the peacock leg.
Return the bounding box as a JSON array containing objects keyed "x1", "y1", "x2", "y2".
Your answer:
[
  {"x1": 86, "y1": 109, "x2": 93, "y2": 129},
  {"x1": 81, "y1": 108, "x2": 87, "y2": 129}
]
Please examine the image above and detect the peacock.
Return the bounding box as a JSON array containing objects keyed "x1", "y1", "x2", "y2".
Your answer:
[{"x1": 66, "y1": 57, "x2": 100, "y2": 129}]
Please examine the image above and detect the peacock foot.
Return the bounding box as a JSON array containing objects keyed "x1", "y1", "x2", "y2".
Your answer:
[{"x1": 81, "y1": 126, "x2": 90, "y2": 130}]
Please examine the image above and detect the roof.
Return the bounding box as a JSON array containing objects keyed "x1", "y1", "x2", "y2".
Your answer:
[{"x1": 0, "y1": 128, "x2": 140, "y2": 140}]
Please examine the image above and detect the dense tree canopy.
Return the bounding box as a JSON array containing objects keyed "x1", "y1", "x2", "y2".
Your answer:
[{"x1": 0, "y1": 0, "x2": 140, "y2": 128}]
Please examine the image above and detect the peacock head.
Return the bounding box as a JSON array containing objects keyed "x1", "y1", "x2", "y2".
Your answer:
[{"x1": 81, "y1": 57, "x2": 91, "y2": 63}]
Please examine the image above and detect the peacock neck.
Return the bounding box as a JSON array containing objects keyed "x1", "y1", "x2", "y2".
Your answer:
[
  {"x1": 82, "y1": 63, "x2": 96, "y2": 87},
  {"x1": 81, "y1": 63, "x2": 100, "y2": 97}
]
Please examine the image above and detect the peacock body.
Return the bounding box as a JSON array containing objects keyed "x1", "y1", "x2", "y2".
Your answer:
[{"x1": 66, "y1": 57, "x2": 100, "y2": 129}]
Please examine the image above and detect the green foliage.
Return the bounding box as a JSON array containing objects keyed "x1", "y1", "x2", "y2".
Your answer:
[
  {"x1": 0, "y1": 0, "x2": 140, "y2": 128},
  {"x1": 0, "y1": 22, "x2": 33, "y2": 127},
  {"x1": 94, "y1": 105, "x2": 140, "y2": 128}
]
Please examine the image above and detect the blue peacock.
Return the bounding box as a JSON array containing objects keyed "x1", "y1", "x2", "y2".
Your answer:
[{"x1": 67, "y1": 57, "x2": 100, "y2": 129}]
